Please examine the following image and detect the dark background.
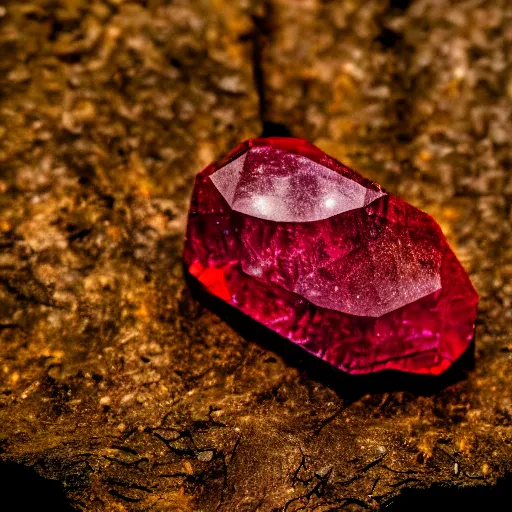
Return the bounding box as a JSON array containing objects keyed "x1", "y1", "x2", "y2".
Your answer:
[{"x1": 0, "y1": 0, "x2": 511, "y2": 510}]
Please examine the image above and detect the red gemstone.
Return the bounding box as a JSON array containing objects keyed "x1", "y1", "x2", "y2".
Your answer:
[{"x1": 184, "y1": 137, "x2": 478, "y2": 375}]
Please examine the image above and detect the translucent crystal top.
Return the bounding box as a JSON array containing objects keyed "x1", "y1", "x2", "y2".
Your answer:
[{"x1": 210, "y1": 146, "x2": 385, "y2": 223}]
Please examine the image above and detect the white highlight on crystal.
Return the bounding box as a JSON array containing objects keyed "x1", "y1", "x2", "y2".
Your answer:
[
  {"x1": 254, "y1": 196, "x2": 270, "y2": 214},
  {"x1": 210, "y1": 146, "x2": 386, "y2": 223}
]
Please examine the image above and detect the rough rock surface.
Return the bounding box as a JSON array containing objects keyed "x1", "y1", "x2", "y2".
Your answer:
[{"x1": 0, "y1": 0, "x2": 511, "y2": 510}]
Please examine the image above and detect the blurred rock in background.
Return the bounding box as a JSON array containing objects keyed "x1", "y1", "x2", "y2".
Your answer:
[{"x1": 0, "y1": 0, "x2": 511, "y2": 510}]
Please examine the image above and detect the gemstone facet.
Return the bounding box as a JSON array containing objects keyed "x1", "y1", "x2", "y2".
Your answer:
[{"x1": 184, "y1": 137, "x2": 478, "y2": 375}]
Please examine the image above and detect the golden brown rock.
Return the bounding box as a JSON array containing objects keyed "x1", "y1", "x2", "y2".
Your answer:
[{"x1": 0, "y1": 0, "x2": 511, "y2": 510}]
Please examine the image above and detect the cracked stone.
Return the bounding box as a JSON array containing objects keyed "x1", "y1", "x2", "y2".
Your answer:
[{"x1": 1, "y1": 0, "x2": 511, "y2": 510}]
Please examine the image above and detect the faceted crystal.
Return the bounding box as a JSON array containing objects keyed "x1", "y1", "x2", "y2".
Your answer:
[
  {"x1": 184, "y1": 137, "x2": 478, "y2": 375},
  {"x1": 210, "y1": 147, "x2": 385, "y2": 223}
]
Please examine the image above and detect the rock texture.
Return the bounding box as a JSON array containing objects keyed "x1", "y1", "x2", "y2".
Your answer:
[{"x1": 0, "y1": 0, "x2": 511, "y2": 510}]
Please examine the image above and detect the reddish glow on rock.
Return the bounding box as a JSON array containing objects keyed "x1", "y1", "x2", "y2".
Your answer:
[{"x1": 184, "y1": 137, "x2": 478, "y2": 375}]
